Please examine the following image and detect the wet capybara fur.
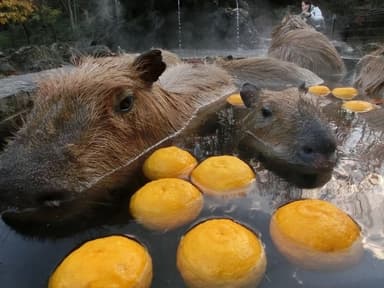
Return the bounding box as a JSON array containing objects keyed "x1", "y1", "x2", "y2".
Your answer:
[
  {"x1": 218, "y1": 56, "x2": 324, "y2": 90},
  {"x1": 354, "y1": 46, "x2": 384, "y2": 98},
  {"x1": 0, "y1": 50, "x2": 336, "y2": 231},
  {"x1": 268, "y1": 15, "x2": 345, "y2": 84}
]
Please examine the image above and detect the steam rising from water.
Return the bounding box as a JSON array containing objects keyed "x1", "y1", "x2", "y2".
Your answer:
[
  {"x1": 96, "y1": 0, "x2": 122, "y2": 21},
  {"x1": 82, "y1": 0, "x2": 277, "y2": 51}
]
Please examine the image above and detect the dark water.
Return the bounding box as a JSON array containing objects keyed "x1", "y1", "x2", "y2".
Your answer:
[{"x1": 0, "y1": 54, "x2": 383, "y2": 287}]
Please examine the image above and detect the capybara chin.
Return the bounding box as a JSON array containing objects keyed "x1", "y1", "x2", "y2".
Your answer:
[
  {"x1": 268, "y1": 15, "x2": 345, "y2": 84},
  {"x1": 0, "y1": 50, "x2": 336, "y2": 231}
]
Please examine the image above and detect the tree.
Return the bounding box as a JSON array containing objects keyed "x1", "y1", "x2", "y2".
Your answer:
[
  {"x1": 0, "y1": 0, "x2": 35, "y2": 45},
  {"x1": 0, "y1": 0, "x2": 35, "y2": 25}
]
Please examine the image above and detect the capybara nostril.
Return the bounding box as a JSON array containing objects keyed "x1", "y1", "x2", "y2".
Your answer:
[
  {"x1": 299, "y1": 141, "x2": 336, "y2": 160},
  {"x1": 301, "y1": 145, "x2": 314, "y2": 155},
  {"x1": 35, "y1": 190, "x2": 74, "y2": 207},
  {"x1": 297, "y1": 137, "x2": 337, "y2": 172}
]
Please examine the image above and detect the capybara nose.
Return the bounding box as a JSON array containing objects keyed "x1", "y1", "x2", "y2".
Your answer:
[
  {"x1": 0, "y1": 178, "x2": 74, "y2": 209},
  {"x1": 298, "y1": 137, "x2": 337, "y2": 169}
]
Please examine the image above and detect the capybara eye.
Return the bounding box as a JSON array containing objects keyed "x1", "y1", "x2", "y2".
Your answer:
[
  {"x1": 302, "y1": 145, "x2": 314, "y2": 155},
  {"x1": 118, "y1": 95, "x2": 134, "y2": 112},
  {"x1": 261, "y1": 107, "x2": 273, "y2": 118}
]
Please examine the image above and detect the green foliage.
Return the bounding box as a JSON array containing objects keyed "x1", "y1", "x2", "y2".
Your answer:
[
  {"x1": 0, "y1": 31, "x2": 12, "y2": 48},
  {"x1": 31, "y1": 5, "x2": 61, "y2": 25}
]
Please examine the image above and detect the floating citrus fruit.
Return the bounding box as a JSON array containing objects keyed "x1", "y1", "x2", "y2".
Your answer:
[
  {"x1": 308, "y1": 85, "x2": 331, "y2": 96},
  {"x1": 190, "y1": 155, "x2": 255, "y2": 197},
  {"x1": 332, "y1": 87, "x2": 359, "y2": 100},
  {"x1": 143, "y1": 146, "x2": 197, "y2": 180},
  {"x1": 226, "y1": 93, "x2": 245, "y2": 107},
  {"x1": 129, "y1": 178, "x2": 203, "y2": 231},
  {"x1": 177, "y1": 218, "x2": 267, "y2": 288},
  {"x1": 342, "y1": 100, "x2": 376, "y2": 113},
  {"x1": 270, "y1": 199, "x2": 363, "y2": 270},
  {"x1": 48, "y1": 235, "x2": 152, "y2": 288}
]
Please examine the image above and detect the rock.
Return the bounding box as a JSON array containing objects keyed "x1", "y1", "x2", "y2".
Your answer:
[
  {"x1": 331, "y1": 40, "x2": 355, "y2": 55},
  {"x1": 81, "y1": 45, "x2": 114, "y2": 57},
  {"x1": 0, "y1": 66, "x2": 73, "y2": 123},
  {"x1": 0, "y1": 61, "x2": 16, "y2": 77},
  {"x1": 8, "y1": 45, "x2": 65, "y2": 73}
]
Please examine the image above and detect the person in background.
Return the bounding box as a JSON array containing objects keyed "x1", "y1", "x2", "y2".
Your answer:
[{"x1": 301, "y1": 1, "x2": 325, "y2": 31}]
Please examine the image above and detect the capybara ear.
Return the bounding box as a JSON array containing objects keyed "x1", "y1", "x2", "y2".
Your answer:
[
  {"x1": 240, "y1": 83, "x2": 261, "y2": 108},
  {"x1": 132, "y1": 49, "x2": 166, "y2": 84},
  {"x1": 298, "y1": 81, "x2": 308, "y2": 94}
]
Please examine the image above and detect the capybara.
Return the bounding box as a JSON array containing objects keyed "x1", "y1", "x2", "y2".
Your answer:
[
  {"x1": 218, "y1": 56, "x2": 324, "y2": 90},
  {"x1": 354, "y1": 46, "x2": 384, "y2": 98},
  {"x1": 268, "y1": 15, "x2": 345, "y2": 84},
  {"x1": 0, "y1": 50, "x2": 336, "y2": 230}
]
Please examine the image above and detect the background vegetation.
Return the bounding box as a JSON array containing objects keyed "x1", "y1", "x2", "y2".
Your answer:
[{"x1": 0, "y1": 0, "x2": 382, "y2": 51}]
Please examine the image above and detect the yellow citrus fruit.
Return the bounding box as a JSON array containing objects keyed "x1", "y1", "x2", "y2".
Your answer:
[
  {"x1": 48, "y1": 235, "x2": 152, "y2": 288},
  {"x1": 177, "y1": 218, "x2": 267, "y2": 288},
  {"x1": 308, "y1": 85, "x2": 331, "y2": 96},
  {"x1": 270, "y1": 199, "x2": 363, "y2": 270},
  {"x1": 331, "y1": 87, "x2": 359, "y2": 100},
  {"x1": 129, "y1": 178, "x2": 203, "y2": 231},
  {"x1": 342, "y1": 100, "x2": 375, "y2": 113},
  {"x1": 143, "y1": 146, "x2": 197, "y2": 180},
  {"x1": 226, "y1": 93, "x2": 245, "y2": 107},
  {"x1": 190, "y1": 155, "x2": 255, "y2": 197}
]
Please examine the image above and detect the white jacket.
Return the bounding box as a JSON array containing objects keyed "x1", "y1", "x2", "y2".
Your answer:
[{"x1": 309, "y1": 5, "x2": 324, "y2": 21}]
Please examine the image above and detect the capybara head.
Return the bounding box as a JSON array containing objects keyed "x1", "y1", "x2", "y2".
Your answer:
[
  {"x1": 236, "y1": 83, "x2": 337, "y2": 188},
  {"x1": 269, "y1": 15, "x2": 345, "y2": 84},
  {"x1": 354, "y1": 46, "x2": 384, "y2": 98},
  {"x1": 0, "y1": 50, "x2": 165, "y2": 229},
  {"x1": 0, "y1": 50, "x2": 236, "y2": 232}
]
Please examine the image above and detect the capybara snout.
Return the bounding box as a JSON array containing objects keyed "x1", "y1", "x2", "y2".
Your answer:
[{"x1": 295, "y1": 119, "x2": 337, "y2": 171}]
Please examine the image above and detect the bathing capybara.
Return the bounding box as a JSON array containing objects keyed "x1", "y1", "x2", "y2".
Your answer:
[
  {"x1": 0, "y1": 50, "x2": 336, "y2": 230},
  {"x1": 268, "y1": 15, "x2": 345, "y2": 84},
  {"x1": 218, "y1": 56, "x2": 324, "y2": 90},
  {"x1": 354, "y1": 46, "x2": 384, "y2": 98}
]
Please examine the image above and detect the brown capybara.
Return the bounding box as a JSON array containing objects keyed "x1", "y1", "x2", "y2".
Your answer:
[
  {"x1": 354, "y1": 46, "x2": 384, "y2": 98},
  {"x1": 217, "y1": 56, "x2": 324, "y2": 90},
  {"x1": 268, "y1": 15, "x2": 345, "y2": 84},
  {"x1": 0, "y1": 50, "x2": 336, "y2": 231}
]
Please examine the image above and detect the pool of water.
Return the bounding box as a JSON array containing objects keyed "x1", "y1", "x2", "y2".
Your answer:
[{"x1": 0, "y1": 51, "x2": 383, "y2": 287}]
